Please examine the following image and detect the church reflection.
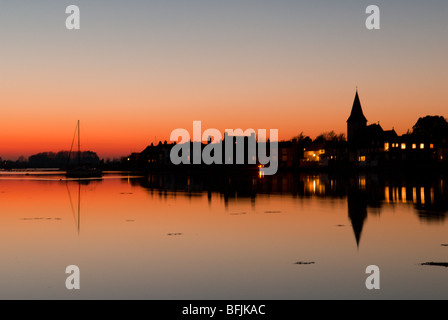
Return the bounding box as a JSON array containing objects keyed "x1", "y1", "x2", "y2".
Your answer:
[
  {"x1": 347, "y1": 180, "x2": 368, "y2": 248},
  {"x1": 133, "y1": 171, "x2": 448, "y2": 247}
]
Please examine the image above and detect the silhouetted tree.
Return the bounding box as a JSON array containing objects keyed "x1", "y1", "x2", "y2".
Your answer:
[
  {"x1": 29, "y1": 151, "x2": 100, "y2": 168},
  {"x1": 315, "y1": 131, "x2": 346, "y2": 143},
  {"x1": 292, "y1": 132, "x2": 312, "y2": 148},
  {"x1": 17, "y1": 156, "x2": 28, "y2": 163},
  {"x1": 412, "y1": 116, "x2": 448, "y2": 142}
]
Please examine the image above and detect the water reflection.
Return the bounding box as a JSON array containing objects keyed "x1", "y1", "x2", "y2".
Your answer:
[
  {"x1": 347, "y1": 183, "x2": 367, "y2": 248},
  {"x1": 134, "y1": 171, "x2": 448, "y2": 247},
  {"x1": 66, "y1": 180, "x2": 89, "y2": 234},
  {"x1": 0, "y1": 171, "x2": 447, "y2": 299}
]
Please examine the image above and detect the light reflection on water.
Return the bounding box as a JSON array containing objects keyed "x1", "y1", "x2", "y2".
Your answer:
[{"x1": 0, "y1": 171, "x2": 447, "y2": 299}]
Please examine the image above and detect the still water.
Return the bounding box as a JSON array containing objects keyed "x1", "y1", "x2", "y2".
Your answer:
[{"x1": 0, "y1": 171, "x2": 447, "y2": 299}]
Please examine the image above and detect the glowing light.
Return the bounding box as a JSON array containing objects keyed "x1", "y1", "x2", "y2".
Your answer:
[
  {"x1": 413, "y1": 187, "x2": 417, "y2": 204},
  {"x1": 402, "y1": 187, "x2": 407, "y2": 203},
  {"x1": 359, "y1": 176, "x2": 366, "y2": 189},
  {"x1": 258, "y1": 165, "x2": 265, "y2": 178}
]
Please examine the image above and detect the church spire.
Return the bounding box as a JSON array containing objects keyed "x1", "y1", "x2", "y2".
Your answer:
[
  {"x1": 347, "y1": 90, "x2": 367, "y2": 123},
  {"x1": 347, "y1": 90, "x2": 368, "y2": 142}
]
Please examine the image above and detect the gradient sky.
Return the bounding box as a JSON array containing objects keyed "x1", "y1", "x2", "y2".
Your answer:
[{"x1": 0, "y1": 0, "x2": 447, "y2": 160}]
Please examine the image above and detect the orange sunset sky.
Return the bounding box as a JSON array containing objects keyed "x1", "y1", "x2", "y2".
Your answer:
[{"x1": 0, "y1": 1, "x2": 447, "y2": 160}]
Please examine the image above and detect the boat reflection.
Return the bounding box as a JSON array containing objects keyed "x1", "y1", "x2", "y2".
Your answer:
[{"x1": 66, "y1": 179, "x2": 92, "y2": 234}]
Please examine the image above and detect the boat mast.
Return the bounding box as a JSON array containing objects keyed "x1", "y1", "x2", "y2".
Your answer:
[{"x1": 78, "y1": 120, "x2": 81, "y2": 166}]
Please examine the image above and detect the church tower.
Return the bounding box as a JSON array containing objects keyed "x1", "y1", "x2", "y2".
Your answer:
[{"x1": 347, "y1": 90, "x2": 367, "y2": 142}]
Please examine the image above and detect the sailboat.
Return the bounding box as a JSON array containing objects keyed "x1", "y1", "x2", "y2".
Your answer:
[{"x1": 65, "y1": 120, "x2": 103, "y2": 178}]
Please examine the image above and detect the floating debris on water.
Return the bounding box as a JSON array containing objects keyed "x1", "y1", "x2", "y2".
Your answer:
[
  {"x1": 264, "y1": 210, "x2": 282, "y2": 214},
  {"x1": 441, "y1": 244, "x2": 448, "y2": 247},
  {"x1": 294, "y1": 261, "x2": 315, "y2": 265},
  {"x1": 336, "y1": 225, "x2": 346, "y2": 227},
  {"x1": 230, "y1": 212, "x2": 247, "y2": 215},
  {"x1": 168, "y1": 233, "x2": 183, "y2": 236},
  {"x1": 125, "y1": 220, "x2": 135, "y2": 222},
  {"x1": 420, "y1": 262, "x2": 448, "y2": 268},
  {"x1": 120, "y1": 192, "x2": 134, "y2": 195},
  {"x1": 20, "y1": 217, "x2": 62, "y2": 221}
]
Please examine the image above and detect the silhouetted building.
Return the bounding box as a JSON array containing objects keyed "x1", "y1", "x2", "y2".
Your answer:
[
  {"x1": 126, "y1": 90, "x2": 446, "y2": 172},
  {"x1": 278, "y1": 140, "x2": 299, "y2": 169},
  {"x1": 344, "y1": 90, "x2": 442, "y2": 168},
  {"x1": 347, "y1": 90, "x2": 367, "y2": 143}
]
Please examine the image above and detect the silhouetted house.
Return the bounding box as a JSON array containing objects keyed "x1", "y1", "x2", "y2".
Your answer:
[
  {"x1": 134, "y1": 132, "x2": 264, "y2": 172},
  {"x1": 223, "y1": 131, "x2": 258, "y2": 165},
  {"x1": 439, "y1": 147, "x2": 448, "y2": 163},
  {"x1": 137, "y1": 141, "x2": 174, "y2": 169},
  {"x1": 278, "y1": 140, "x2": 299, "y2": 169},
  {"x1": 382, "y1": 134, "x2": 436, "y2": 164},
  {"x1": 301, "y1": 136, "x2": 348, "y2": 168},
  {"x1": 301, "y1": 142, "x2": 326, "y2": 167}
]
